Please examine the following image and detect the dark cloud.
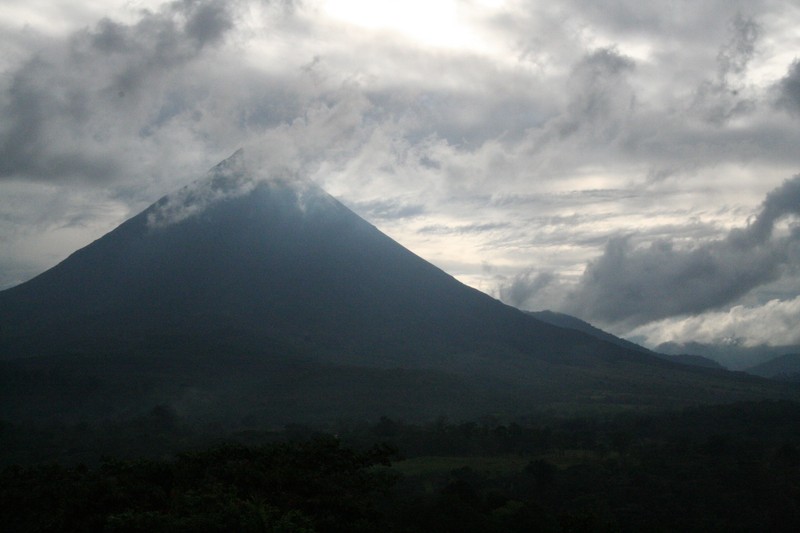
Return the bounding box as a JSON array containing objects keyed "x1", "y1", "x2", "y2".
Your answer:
[
  {"x1": 90, "y1": 19, "x2": 130, "y2": 53},
  {"x1": 716, "y1": 13, "x2": 759, "y2": 80},
  {"x1": 0, "y1": 59, "x2": 49, "y2": 178},
  {"x1": 0, "y1": 0, "x2": 236, "y2": 182},
  {"x1": 87, "y1": 0, "x2": 235, "y2": 94},
  {"x1": 497, "y1": 270, "x2": 555, "y2": 309},
  {"x1": 691, "y1": 13, "x2": 760, "y2": 124},
  {"x1": 568, "y1": 47, "x2": 635, "y2": 121},
  {"x1": 539, "y1": 47, "x2": 636, "y2": 145},
  {"x1": 776, "y1": 60, "x2": 800, "y2": 115},
  {"x1": 581, "y1": 47, "x2": 636, "y2": 75},
  {"x1": 565, "y1": 234, "x2": 782, "y2": 325},
  {"x1": 0, "y1": 56, "x2": 118, "y2": 181},
  {"x1": 183, "y1": 0, "x2": 235, "y2": 47},
  {"x1": 747, "y1": 174, "x2": 800, "y2": 242},
  {"x1": 565, "y1": 174, "x2": 800, "y2": 326}
]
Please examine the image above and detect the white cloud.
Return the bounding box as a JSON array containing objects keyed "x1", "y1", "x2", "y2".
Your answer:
[{"x1": 628, "y1": 295, "x2": 800, "y2": 348}]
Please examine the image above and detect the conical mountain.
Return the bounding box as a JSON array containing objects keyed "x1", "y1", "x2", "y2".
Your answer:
[
  {"x1": 1, "y1": 151, "x2": 795, "y2": 424},
  {"x1": 0, "y1": 150, "x2": 613, "y2": 367}
]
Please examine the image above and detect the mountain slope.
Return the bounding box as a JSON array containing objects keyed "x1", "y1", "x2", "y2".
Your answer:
[
  {"x1": 0, "y1": 151, "x2": 796, "y2": 424},
  {"x1": 528, "y1": 310, "x2": 724, "y2": 369},
  {"x1": 656, "y1": 341, "x2": 800, "y2": 370},
  {"x1": 0, "y1": 152, "x2": 643, "y2": 369},
  {"x1": 746, "y1": 354, "x2": 800, "y2": 381}
]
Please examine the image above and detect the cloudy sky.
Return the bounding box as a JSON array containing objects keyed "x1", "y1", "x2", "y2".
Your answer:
[{"x1": 2, "y1": 0, "x2": 800, "y2": 355}]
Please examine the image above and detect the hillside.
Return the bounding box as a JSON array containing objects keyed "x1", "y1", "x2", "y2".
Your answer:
[
  {"x1": 528, "y1": 310, "x2": 723, "y2": 369},
  {"x1": 746, "y1": 354, "x2": 800, "y2": 381}
]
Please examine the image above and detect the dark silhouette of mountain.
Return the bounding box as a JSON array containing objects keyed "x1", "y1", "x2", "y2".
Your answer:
[
  {"x1": 746, "y1": 354, "x2": 800, "y2": 381},
  {"x1": 0, "y1": 152, "x2": 632, "y2": 369},
  {"x1": 0, "y1": 151, "x2": 796, "y2": 425},
  {"x1": 529, "y1": 310, "x2": 724, "y2": 369}
]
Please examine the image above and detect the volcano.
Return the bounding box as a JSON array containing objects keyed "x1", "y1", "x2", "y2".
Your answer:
[{"x1": 0, "y1": 151, "x2": 795, "y2": 424}]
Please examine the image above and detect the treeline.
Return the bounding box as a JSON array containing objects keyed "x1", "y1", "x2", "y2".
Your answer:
[
  {"x1": 345, "y1": 399, "x2": 800, "y2": 458},
  {"x1": 1, "y1": 437, "x2": 397, "y2": 532},
  {"x1": 3, "y1": 401, "x2": 800, "y2": 531}
]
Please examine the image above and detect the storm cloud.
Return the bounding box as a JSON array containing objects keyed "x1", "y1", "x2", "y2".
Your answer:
[
  {"x1": 0, "y1": 0, "x2": 237, "y2": 182},
  {"x1": 776, "y1": 60, "x2": 800, "y2": 115},
  {"x1": 691, "y1": 13, "x2": 760, "y2": 124},
  {"x1": 564, "y1": 174, "x2": 800, "y2": 327},
  {"x1": 497, "y1": 270, "x2": 556, "y2": 309}
]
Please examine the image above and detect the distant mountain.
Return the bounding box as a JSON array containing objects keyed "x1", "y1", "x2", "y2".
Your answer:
[
  {"x1": 657, "y1": 341, "x2": 800, "y2": 370},
  {"x1": 529, "y1": 311, "x2": 724, "y2": 369},
  {"x1": 527, "y1": 311, "x2": 648, "y2": 353},
  {"x1": 745, "y1": 354, "x2": 800, "y2": 382},
  {"x1": 0, "y1": 151, "x2": 795, "y2": 425}
]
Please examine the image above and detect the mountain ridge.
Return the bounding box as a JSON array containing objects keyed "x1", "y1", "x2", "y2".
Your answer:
[
  {"x1": 746, "y1": 353, "x2": 800, "y2": 381},
  {"x1": 528, "y1": 310, "x2": 724, "y2": 369}
]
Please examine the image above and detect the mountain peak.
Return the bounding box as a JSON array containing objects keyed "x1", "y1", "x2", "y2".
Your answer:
[
  {"x1": 146, "y1": 149, "x2": 323, "y2": 229},
  {"x1": 210, "y1": 148, "x2": 246, "y2": 184},
  {"x1": 146, "y1": 149, "x2": 252, "y2": 228}
]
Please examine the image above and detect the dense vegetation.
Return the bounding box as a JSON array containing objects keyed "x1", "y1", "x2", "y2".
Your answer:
[
  {"x1": 1, "y1": 437, "x2": 397, "y2": 533},
  {"x1": 3, "y1": 400, "x2": 800, "y2": 531}
]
